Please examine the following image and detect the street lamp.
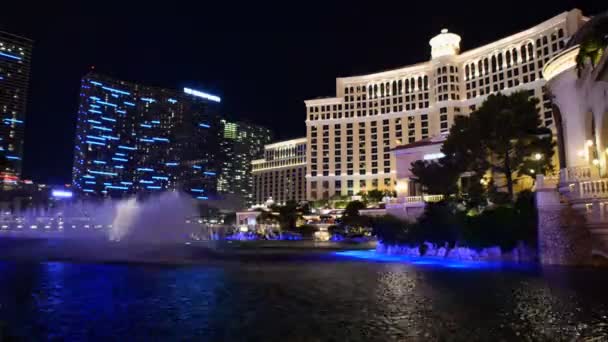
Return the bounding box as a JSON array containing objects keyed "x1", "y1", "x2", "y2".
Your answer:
[{"x1": 534, "y1": 153, "x2": 542, "y2": 161}]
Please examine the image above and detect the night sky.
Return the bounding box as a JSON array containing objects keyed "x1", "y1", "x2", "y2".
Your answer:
[{"x1": 0, "y1": 1, "x2": 604, "y2": 184}]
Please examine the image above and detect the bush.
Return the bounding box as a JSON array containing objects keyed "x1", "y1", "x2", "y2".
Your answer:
[
  {"x1": 298, "y1": 224, "x2": 318, "y2": 238},
  {"x1": 371, "y1": 215, "x2": 411, "y2": 246}
]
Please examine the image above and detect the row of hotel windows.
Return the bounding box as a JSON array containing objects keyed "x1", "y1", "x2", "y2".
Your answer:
[
  {"x1": 309, "y1": 178, "x2": 394, "y2": 199},
  {"x1": 254, "y1": 169, "x2": 305, "y2": 202}
]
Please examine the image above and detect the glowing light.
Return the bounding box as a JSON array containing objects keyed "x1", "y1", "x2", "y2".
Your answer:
[
  {"x1": 102, "y1": 135, "x2": 119, "y2": 140},
  {"x1": 165, "y1": 162, "x2": 178, "y2": 166},
  {"x1": 116, "y1": 110, "x2": 126, "y2": 114},
  {"x1": 114, "y1": 165, "x2": 124, "y2": 169},
  {"x1": 123, "y1": 101, "x2": 136, "y2": 107},
  {"x1": 87, "y1": 119, "x2": 102, "y2": 124},
  {"x1": 3, "y1": 118, "x2": 23, "y2": 124},
  {"x1": 199, "y1": 123, "x2": 210, "y2": 128},
  {"x1": 146, "y1": 186, "x2": 162, "y2": 190},
  {"x1": 120, "y1": 181, "x2": 133, "y2": 185},
  {"x1": 423, "y1": 152, "x2": 446, "y2": 160},
  {"x1": 82, "y1": 175, "x2": 95, "y2": 179},
  {"x1": 593, "y1": 159, "x2": 600, "y2": 166},
  {"x1": 88, "y1": 109, "x2": 102, "y2": 114},
  {"x1": 192, "y1": 165, "x2": 202, "y2": 169},
  {"x1": 184, "y1": 87, "x2": 221, "y2": 102},
  {"x1": 85, "y1": 181, "x2": 96, "y2": 184},
  {"x1": 168, "y1": 98, "x2": 177, "y2": 104},
  {"x1": 577, "y1": 150, "x2": 586, "y2": 157},
  {"x1": 93, "y1": 160, "x2": 106, "y2": 164},
  {"x1": 529, "y1": 169, "x2": 535, "y2": 173},
  {"x1": 153, "y1": 137, "x2": 169, "y2": 142},
  {"x1": 534, "y1": 153, "x2": 542, "y2": 160},
  {"x1": 6, "y1": 156, "x2": 20, "y2": 160},
  {"x1": 191, "y1": 188, "x2": 204, "y2": 193},
  {"x1": 152, "y1": 176, "x2": 169, "y2": 180},
  {"x1": 106, "y1": 185, "x2": 129, "y2": 190},
  {"x1": 88, "y1": 170, "x2": 118, "y2": 176},
  {"x1": 141, "y1": 98, "x2": 156, "y2": 103},
  {"x1": 0, "y1": 51, "x2": 22, "y2": 61},
  {"x1": 101, "y1": 116, "x2": 116, "y2": 122},
  {"x1": 151, "y1": 120, "x2": 160, "y2": 124},
  {"x1": 112, "y1": 157, "x2": 128, "y2": 162},
  {"x1": 118, "y1": 145, "x2": 136, "y2": 150},
  {"x1": 90, "y1": 81, "x2": 102, "y2": 86},
  {"x1": 96, "y1": 101, "x2": 117, "y2": 107},
  {"x1": 101, "y1": 86, "x2": 130, "y2": 95},
  {"x1": 140, "y1": 124, "x2": 152, "y2": 128},
  {"x1": 52, "y1": 190, "x2": 73, "y2": 198},
  {"x1": 139, "y1": 138, "x2": 154, "y2": 142},
  {"x1": 139, "y1": 180, "x2": 154, "y2": 184},
  {"x1": 196, "y1": 196, "x2": 209, "y2": 200},
  {"x1": 92, "y1": 126, "x2": 112, "y2": 132},
  {"x1": 204, "y1": 171, "x2": 216, "y2": 176},
  {"x1": 83, "y1": 189, "x2": 95, "y2": 193},
  {"x1": 587, "y1": 140, "x2": 594, "y2": 147},
  {"x1": 137, "y1": 168, "x2": 154, "y2": 172}
]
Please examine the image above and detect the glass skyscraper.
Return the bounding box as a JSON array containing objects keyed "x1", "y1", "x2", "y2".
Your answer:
[
  {"x1": 0, "y1": 31, "x2": 33, "y2": 179},
  {"x1": 217, "y1": 120, "x2": 272, "y2": 206},
  {"x1": 72, "y1": 73, "x2": 223, "y2": 199}
]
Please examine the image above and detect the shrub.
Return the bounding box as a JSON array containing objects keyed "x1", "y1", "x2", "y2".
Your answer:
[
  {"x1": 371, "y1": 215, "x2": 411, "y2": 246},
  {"x1": 298, "y1": 224, "x2": 318, "y2": 238}
]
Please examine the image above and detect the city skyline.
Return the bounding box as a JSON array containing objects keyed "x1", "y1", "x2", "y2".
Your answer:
[{"x1": 0, "y1": 1, "x2": 604, "y2": 184}]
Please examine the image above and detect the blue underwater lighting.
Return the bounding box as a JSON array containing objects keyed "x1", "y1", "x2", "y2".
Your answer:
[
  {"x1": 90, "y1": 104, "x2": 100, "y2": 108},
  {"x1": 333, "y1": 250, "x2": 518, "y2": 270},
  {"x1": 139, "y1": 180, "x2": 154, "y2": 184},
  {"x1": 102, "y1": 135, "x2": 119, "y2": 140},
  {"x1": 82, "y1": 175, "x2": 95, "y2": 179},
  {"x1": 139, "y1": 138, "x2": 154, "y2": 143},
  {"x1": 151, "y1": 120, "x2": 160, "y2": 124},
  {"x1": 141, "y1": 98, "x2": 156, "y2": 103},
  {"x1": 85, "y1": 181, "x2": 96, "y2": 184},
  {"x1": 93, "y1": 160, "x2": 106, "y2": 164},
  {"x1": 115, "y1": 152, "x2": 126, "y2": 156},
  {"x1": 116, "y1": 110, "x2": 127, "y2": 114},
  {"x1": 0, "y1": 51, "x2": 22, "y2": 61},
  {"x1": 120, "y1": 181, "x2": 133, "y2": 185},
  {"x1": 89, "y1": 96, "x2": 101, "y2": 101},
  {"x1": 114, "y1": 165, "x2": 124, "y2": 169}
]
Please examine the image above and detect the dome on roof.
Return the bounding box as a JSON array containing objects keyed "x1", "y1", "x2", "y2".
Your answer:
[
  {"x1": 429, "y1": 29, "x2": 461, "y2": 59},
  {"x1": 566, "y1": 10, "x2": 608, "y2": 48}
]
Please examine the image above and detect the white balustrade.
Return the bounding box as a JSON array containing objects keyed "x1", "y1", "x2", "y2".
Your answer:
[
  {"x1": 580, "y1": 179, "x2": 608, "y2": 199},
  {"x1": 560, "y1": 166, "x2": 597, "y2": 183}
]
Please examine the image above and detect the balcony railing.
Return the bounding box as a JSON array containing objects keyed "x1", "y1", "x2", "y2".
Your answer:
[
  {"x1": 560, "y1": 166, "x2": 598, "y2": 183},
  {"x1": 580, "y1": 179, "x2": 608, "y2": 199},
  {"x1": 389, "y1": 194, "x2": 444, "y2": 204}
]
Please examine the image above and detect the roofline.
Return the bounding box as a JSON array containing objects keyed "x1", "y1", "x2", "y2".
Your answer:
[
  {"x1": 265, "y1": 137, "x2": 307, "y2": 149},
  {"x1": 0, "y1": 30, "x2": 33, "y2": 42}
]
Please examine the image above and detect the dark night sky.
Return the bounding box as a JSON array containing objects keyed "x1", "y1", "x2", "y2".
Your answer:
[{"x1": 0, "y1": 1, "x2": 604, "y2": 184}]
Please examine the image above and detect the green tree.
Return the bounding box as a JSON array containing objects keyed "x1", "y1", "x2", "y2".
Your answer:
[
  {"x1": 575, "y1": 32, "x2": 607, "y2": 77},
  {"x1": 366, "y1": 189, "x2": 385, "y2": 205},
  {"x1": 277, "y1": 200, "x2": 299, "y2": 230},
  {"x1": 411, "y1": 91, "x2": 554, "y2": 202},
  {"x1": 342, "y1": 200, "x2": 370, "y2": 228}
]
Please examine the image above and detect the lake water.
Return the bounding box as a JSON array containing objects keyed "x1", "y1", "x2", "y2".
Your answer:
[{"x1": 0, "y1": 247, "x2": 607, "y2": 340}]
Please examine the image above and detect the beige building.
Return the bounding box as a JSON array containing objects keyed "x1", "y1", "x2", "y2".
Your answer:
[
  {"x1": 305, "y1": 9, "x2": 587, "y2": 200},
  {"x1": 252, "y1": 138, "x2": 307, "y2": 206}
]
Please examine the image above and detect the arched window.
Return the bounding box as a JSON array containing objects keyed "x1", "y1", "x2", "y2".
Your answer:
[
  {"x1": 386, "y1": 82, "x2": 390, "y2": 95},
  {"x1": 442, "y1": 66, "x2": 447, "y2": 74},
  {"x1": 349, "y1": 86, "x2": 354, "y2": 93},
  {"x1": 405, "y1": 79, "x2": 409, "y2": 93},
  {"x1": 380, "y1": 83, "x2": 384, "y2": 97},
  {"x1": 478, "y1": 60, "x2": 483, "y2": 75},
  {"x1": 521, "y1": 45, "x2": 527, "y2": 62},
  {"x1": 374, "y1": 84, "x2": 378, "y2": 97},
  {"x1": 542, "y1": 36, "x2": 548, "y2": 45},
  {"x1": 423, "y1": 75, "x2": 429, "y2": 89},
  {"x1": 392, "y1": 81, "x2": 397, "y2": 95},
  {"x1": 497, "y1": 53, "x2": 503, "y2": 69},
  {"x1": 527, "y1": 43, "x2": 533, "y2": 59},
  {"x1": 491, "y1": 55, "x2": 497, "y2": 72},
  {"x1": 398, "y1": 80, "x2": 402, "y2": 94},
  {"x1": 417, "y1": 77, "x2": 423, "y2": 90},
  {"x1": 483, "y1": 58, "x2": 489, "y2": 74},
  {"x1": 506, "y1": 51, "x2": 511, "y2": 66},
  {"x1": 558, "y1": 28, "x2": 564, "y2": 38},
  {"x1": 411, "y1": 78, "x2": 415, "y2": 90},
  {"x1": 536, "y1": 38, "x2": 541, "y2": 48},
  {"x1": 512, "y1": 48, "x2": 518, "y2": 64},
  {"x1": 368, "y1": 85, "x2": 372, "y2": 97},
  {"x1": 471, "y1": 63, "x2": 476, "y2": 77},
  {"x1": 465, "y1": 65, "x2": 470, "y2": 79},
  {"x1": 437, "y1": 67, "x2": 441, "y2": 74}
]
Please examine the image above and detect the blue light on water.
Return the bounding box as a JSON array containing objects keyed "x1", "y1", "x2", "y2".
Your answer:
[
  {"x1": 116, "y1": 110, "x2": 127, "y2": 114},
  {"x1": 114, "y1": 165, "x2": 124, "y2": 169},
  {"x1": 86, "y1": 135, "x2": 105, "y2": 141},
  {"x1": 102, "y1": 135, "x2": 119, "y2": 140},
  {"x1": 86, "y1": 140, "x2": 105, "y2": 146},
  {"x1": 101, "y1": 86, "x2": 130, "y2": 96},
  {"x1": 168, "y1": 98, "x2": 177, "y2": 104},
  {"x1": 103, "y1": 182, "x2": 112, "y2": 186},
  {"x1": 90, "y1": 104, "x2": 100, "y2": 108},
  {"x1": 89, "y1": 96, "x2": 101, "y2": 101},
  {"x1": 333, "y1": 250, "x2": 515, "y2": 270},
  {"x1": 82, "y1": 175, "x2": 95, "y2": 179},
  {"x1": 151, "y1": 120, "x2": 160, "y2": 124},
  {"x1": 115, "y1": 153, "x2": 126, "y2": 156},
  {"x1": 85, "y1": 181, "x2": 96, "y2": 184},
  {"x1": 0, "y1": 51, "x2": 22, "y2": 61},
  {"x1": 120, "y1": 181, "x2": 133, "y2": 185}
]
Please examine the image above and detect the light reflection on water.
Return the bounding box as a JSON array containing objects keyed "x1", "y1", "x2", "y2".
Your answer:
[{"x1": 0, "y1": 255, "x2": 606, "y2": 340}]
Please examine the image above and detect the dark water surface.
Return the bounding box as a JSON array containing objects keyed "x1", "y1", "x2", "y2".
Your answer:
[{"x1": 0, "y1": 250, "x2": 607, "y2": 341}]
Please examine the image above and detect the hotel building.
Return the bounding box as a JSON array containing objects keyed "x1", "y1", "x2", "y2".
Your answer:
[
  {"x1": 72, "y1": 73, "x2": 223, "y2": 198},
  {"x1": 252, "y1": 138, "x2": 306, "y2": 205},
  {"x1": 0, "y1": 31, "x2": 33, "y2": 179},
  {"x1": 217, "y1": 119, "x2": 273, "y2": 206},
  {"x1": 305, "y1": 9, "x2": 587, "y2": 200}
]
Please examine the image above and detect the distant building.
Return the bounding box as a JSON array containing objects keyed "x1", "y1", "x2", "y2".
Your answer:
[
  {"x1": 0, "y1": 31, "x2": 33, "y2": 179},
  {"x1": 304, "y1": 9, "x2": 587, "y2": 200},
  {"x1": 252, "y1": 138, "x2": 307, "y2": 206},
  {"x1": 217, "y1": 120, "x2": 272, "y2": 206},
  {"x1": 72, "y1": 72, "x2": 223, "y2": 198}
]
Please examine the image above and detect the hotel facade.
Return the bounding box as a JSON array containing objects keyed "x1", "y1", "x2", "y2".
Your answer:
[
  {"x1": 252, "y1": 138, "x2": 306, "y2": 206},
  {"x1": 305, "y1": 9, "x2": 587, "y2": 200}
]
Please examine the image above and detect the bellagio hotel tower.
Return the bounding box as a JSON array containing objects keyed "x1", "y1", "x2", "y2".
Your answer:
[{"x1": 305, "y1": 9, "x2": 587, "y2": 200}]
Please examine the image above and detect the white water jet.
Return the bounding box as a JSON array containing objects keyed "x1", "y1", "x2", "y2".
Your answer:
[{"x1": 110, "y1": 197, "x2": 140, "y2": 241}]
